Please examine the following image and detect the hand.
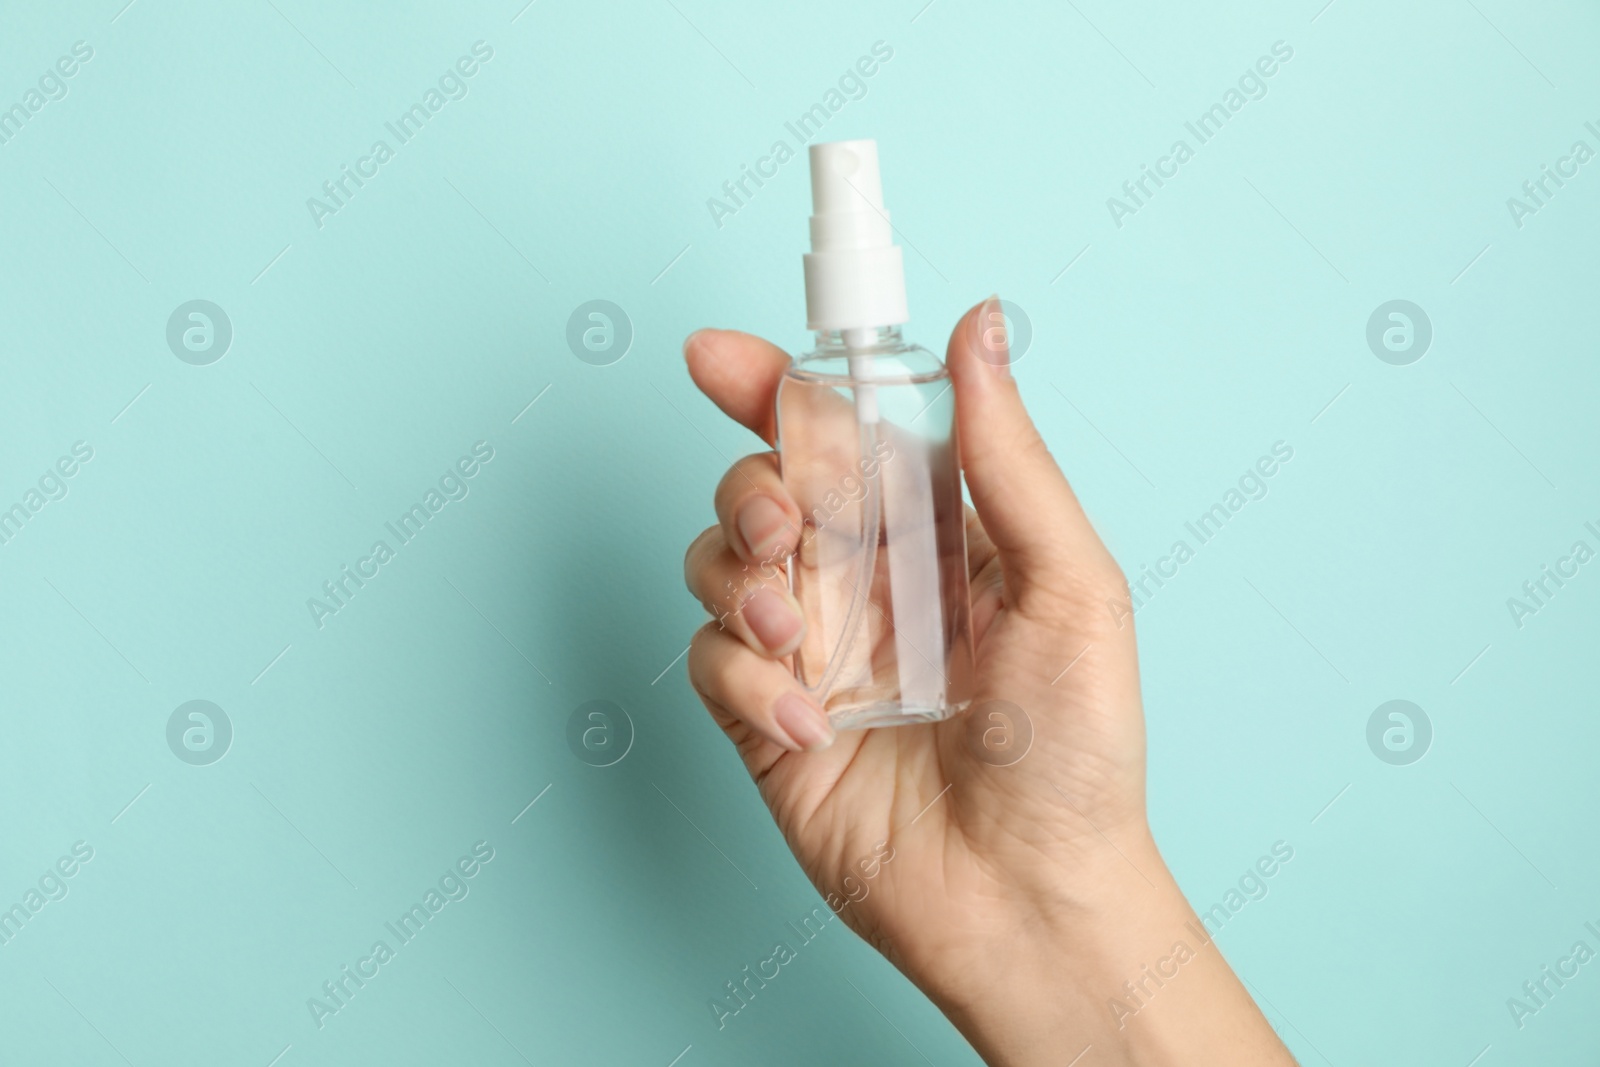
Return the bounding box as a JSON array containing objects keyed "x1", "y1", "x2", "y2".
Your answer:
[{"x1": 681, "y1": 299, "x2": 1295, "y2": 1066}]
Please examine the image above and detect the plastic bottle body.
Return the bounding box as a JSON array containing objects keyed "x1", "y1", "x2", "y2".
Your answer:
[{"x1": 776, "y1": 327, "x2": 975, "y2": 730}]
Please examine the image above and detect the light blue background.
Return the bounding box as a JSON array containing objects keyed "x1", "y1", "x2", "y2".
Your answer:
[{"x1": 1, "y1": 0, "x2": 1597, "y2": 1063}]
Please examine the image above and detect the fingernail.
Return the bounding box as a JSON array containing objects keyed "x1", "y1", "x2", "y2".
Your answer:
[
  {"x1": 774, "y1": 693, "x2": 834, "y2": 751},
  {"x1": 742, "y1": 587, "x2": 804, "y2": 655},
  {"x1": 738, "y1": 496, "x2": 790, "y2": 559},
  {"x1": 982, "y1": 294, "x2": 1011, "y2": 377},
  {"x1": 682, "y1": 328, "x2": 710, "y2": 359}
]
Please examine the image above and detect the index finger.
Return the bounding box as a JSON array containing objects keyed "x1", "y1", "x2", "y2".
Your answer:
[{"x1": 683, "y1": 329, "x2": 792, "y2": 446}]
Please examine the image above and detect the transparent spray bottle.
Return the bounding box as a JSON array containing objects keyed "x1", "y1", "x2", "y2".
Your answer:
[{"x1": 778, "y1": 139, "x2": 975, "y2": 731}]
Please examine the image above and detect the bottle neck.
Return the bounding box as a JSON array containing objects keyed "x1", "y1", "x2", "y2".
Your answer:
[{"x1": 814, "y1": 325, "x2": 904, "y2": 353}]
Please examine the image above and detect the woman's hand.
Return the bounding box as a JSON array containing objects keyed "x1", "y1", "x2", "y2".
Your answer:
[{"x1": 681, "y1": 298, "x2": 1296, "y2": 1066}]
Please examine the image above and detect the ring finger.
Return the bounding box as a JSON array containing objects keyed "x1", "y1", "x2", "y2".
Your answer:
[{"x1": 684, "y1": 526, "x2": 807, "y2": 658}]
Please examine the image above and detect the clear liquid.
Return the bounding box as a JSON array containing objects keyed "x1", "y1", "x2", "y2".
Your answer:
[{"x1": 776, "y1": 330, "x2": 975, "y2": 730}]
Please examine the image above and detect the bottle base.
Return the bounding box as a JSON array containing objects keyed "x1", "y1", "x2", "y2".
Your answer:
[{"x1": 827, "y1": 698, "x2": 971, "y2": 732}]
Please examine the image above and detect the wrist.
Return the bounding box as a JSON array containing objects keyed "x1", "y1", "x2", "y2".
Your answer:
[
  {"x1": 908, "y1": 827, "x2": 1186, "y2": 1065},
  {"x1": 910, "y1": 830, "x2": 1292, "y2": 1067}
]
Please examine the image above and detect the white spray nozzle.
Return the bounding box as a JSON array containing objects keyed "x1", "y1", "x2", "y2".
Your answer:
[
  {"x1": 810, "y1": 140, "x2": 885, "y2": 220},
  {"x1": 804, "y1": 140, "x2": 908, "y2": 333}
]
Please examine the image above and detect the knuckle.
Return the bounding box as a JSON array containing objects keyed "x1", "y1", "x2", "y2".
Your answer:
[
  {"x1": 1091, "y1": 555, "x2": 1130, "y2": 600},
  {"x1": 716, "y1": 452, "x2": 779, "y2": 505},
  {"x1": 682, "y1": 527, "x2": 722, "y2": 592},
  {"x1": 686, "y1": 621, "x2": 724, "y2": 681},
  {"x1": 1017, "y1": 428, "x2": 1056, "y2": 469},
  {"x1": 1018, "y1": 555, "x2": 1130, "y2": 628}
]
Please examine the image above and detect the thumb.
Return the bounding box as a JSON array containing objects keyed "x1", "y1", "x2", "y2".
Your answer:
[{"x1": 946, "y1": 297, "x2": 1119, "y2": 601}]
